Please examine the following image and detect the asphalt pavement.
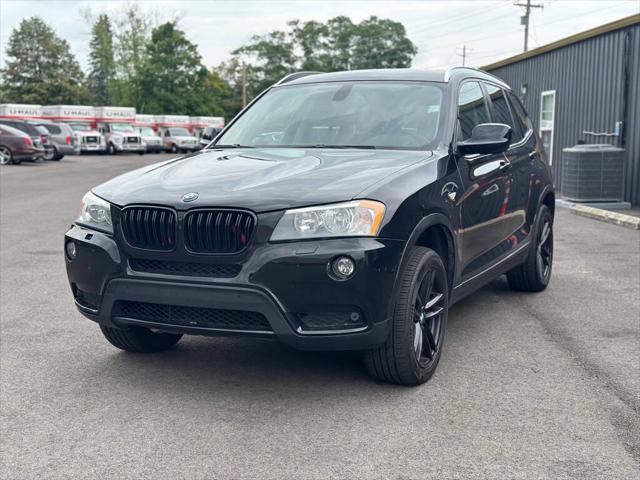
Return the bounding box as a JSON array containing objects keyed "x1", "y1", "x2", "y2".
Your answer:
[{"x1": 1, "y1": 154, "x2": 639, "y2": 479}]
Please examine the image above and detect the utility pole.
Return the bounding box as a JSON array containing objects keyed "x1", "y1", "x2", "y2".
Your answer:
[
  {"x1": 456, "y1": 45, "x2": 471, "y2": 66},
  {"x1": 515, "y1": 0, "x2": 543, "y2": 52}
]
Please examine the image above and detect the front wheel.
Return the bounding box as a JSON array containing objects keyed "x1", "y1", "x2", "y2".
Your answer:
[
  {"x1": 107, "y1": 143, "x2": 117, "y2": 155},
  {"x1": 364, "y1": 247, "x2": 448, "y2": 386},
  {"x1": 507, "y1": 204, "x2": 553, "y2": 292},
  {"x1": 100, "y1": 325, "x2": 182, "y2": 353},
  {"x1": 170, "y1": 144, "x2": 178, "y2": 153}
]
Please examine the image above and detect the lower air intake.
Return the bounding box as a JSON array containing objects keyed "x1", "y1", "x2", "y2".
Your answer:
[{"x1": 114, "y1": 301, "x2": 272, "y2": 331}]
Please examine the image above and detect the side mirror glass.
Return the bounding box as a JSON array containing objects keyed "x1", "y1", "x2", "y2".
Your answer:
[{"x1": 458, "y1": 123, "x2": 511, "y2": 156}]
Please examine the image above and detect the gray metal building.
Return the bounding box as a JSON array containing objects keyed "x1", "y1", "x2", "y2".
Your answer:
[{"x1": 484, "y1": 14, "x2": 640, "y2": 206}]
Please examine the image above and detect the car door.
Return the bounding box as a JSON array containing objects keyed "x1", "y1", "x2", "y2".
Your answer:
[
  {"x1": 454, "y1": 81, "x2": 515, "y2": 282},
  {"x1": 484, "y1": 82, "x2": 532, "y2": 249}
]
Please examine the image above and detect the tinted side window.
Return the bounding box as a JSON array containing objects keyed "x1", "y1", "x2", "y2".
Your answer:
[
  {"x1": 44, "y1": 124, "x2": 62, "y2": 134},
  {"x1": 506, "y1": 91, "x2": 531, "y2": 136},
  {"x1": 457, "y1": 82, "x2": 490, "y2": 140},
  {"x1": 485, "y1": 83, "x2": 522, "y2": 142}
]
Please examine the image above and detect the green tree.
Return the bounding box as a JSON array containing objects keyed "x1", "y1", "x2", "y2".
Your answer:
[
  {"x1": 138, "y1": 22, "x2": 206, "y2": 114},
  {"x1": 226, "y1": 15, "x2": 417, "y2": 103},
  {"x1": 1, "y1": 17, "x2": 88, "y2": 104},
  {"x1": 87, "y1": 14, "x2": 115, "y2": 105}
]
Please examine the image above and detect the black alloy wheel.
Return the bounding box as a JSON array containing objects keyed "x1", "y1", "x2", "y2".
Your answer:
[
  {"x1": 536, "y1": 216, "x2": 553, "y2": 282},
  {"x1": 413, "y1": 268, "x2": 446, "y2": 367}
]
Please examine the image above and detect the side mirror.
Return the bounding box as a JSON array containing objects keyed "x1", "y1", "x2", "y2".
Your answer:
[{"x1": 458, "y1": 123, "x2": 512, "y2": 156}]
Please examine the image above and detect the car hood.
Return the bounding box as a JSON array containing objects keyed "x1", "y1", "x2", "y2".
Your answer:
[{"x1": 94, "y1": 147, "x2": 433, "y2": 212}]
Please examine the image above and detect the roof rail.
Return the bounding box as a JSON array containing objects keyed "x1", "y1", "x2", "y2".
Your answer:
[{"x1": 275, "y1": 71, "x2": 322, "y2": 85}]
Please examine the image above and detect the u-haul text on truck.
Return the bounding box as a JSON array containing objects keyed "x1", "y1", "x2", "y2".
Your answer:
[{"x1": 0, "y1": 104, "x2": 42, "y2": 119}]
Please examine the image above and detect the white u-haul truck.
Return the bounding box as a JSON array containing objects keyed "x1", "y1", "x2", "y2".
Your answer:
[
  {"x1": 156, "y1": 115, "x2": 199, "y2": 153},
  {"x1": 96, "y1": 107, "x2": 144, "y2": 155}
]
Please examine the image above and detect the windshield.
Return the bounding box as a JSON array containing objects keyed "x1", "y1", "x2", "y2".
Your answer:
[
  {"x1": 216, "y1": 81, "x2": 444, "y2": 150},
  {"x1": 110, "y1": 123, "x2": 135, "y2": 133},
  {"x1": 170, "y1": 128, "x2": 191, "y2": 136},
  {"x1": 138, "y1": 127, "x2": 156, "y2": 136},
  {"x1": 69, "y1": 123, "x2": 91, "y2": 131}
]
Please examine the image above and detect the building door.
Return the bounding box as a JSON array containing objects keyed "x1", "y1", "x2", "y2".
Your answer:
[{"x1": 540, "y1": 90, "x2": 556, "y2": 164}]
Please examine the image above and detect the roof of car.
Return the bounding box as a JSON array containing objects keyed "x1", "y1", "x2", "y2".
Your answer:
[
  {"x1": 279, "y1": 67, "x2": 508, "y2": 87},
  {"x1": 0, "y1": 123, "x2": 28, "y2": 137}
]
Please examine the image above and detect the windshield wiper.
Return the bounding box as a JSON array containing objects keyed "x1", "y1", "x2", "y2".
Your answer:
[
  {"x1": 210, "y1": 144, "x2": 255, "y2": 149},
  {"x1": 299, "y1": 144, "x2": 377, "y2": 150}
]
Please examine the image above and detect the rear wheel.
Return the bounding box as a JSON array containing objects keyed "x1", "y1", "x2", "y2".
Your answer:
[
  {"x1": 507, "y1": 204, "x2": 553, "y2": 292},
  {"x1": 365, "y1": 247, "x2": 448, "y2": 386},
  {"x1": 43, "y1": 148, "x2": 55, "y2": 161},
  {"x1": 100, "y1": 325, "x2": 182, "y2": 353},
  {"x1": 0, "y1": 146, "x2": 13, "y2": 165}
]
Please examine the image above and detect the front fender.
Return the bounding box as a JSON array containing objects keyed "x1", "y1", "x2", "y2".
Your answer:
[{"x1": 384, "y1": 213, "x2": 457, "y2": 321}]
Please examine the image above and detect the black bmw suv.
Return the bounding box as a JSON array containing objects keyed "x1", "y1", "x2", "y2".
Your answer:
[{"x1": 65, "y1": 68, "x2": 554, "y2": 385}]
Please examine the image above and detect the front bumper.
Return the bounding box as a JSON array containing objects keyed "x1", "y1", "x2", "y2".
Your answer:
[
  {"x1": 114, "y1": 142, "x2": 145, "y2": 152},
  {"x1": 64, "y1": 224, "x2": 404, "y2": 350},
  {"x1": 80, "y1": 144, "x2": 106, "y2": 153}
]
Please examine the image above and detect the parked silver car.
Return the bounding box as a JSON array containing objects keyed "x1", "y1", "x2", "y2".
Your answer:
[
  {"x1": 28, "y1": 120, "x2": 80, "y2": 160},
  {"x1": 137, "y1": 127, "x2": 164, "y2": 153},
  {"x1": 162, "y1": 127, "x2": 199, "y2": 153}
]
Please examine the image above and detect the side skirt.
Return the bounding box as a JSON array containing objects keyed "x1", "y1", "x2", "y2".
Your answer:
[{"x1": 450, "y1": 241, "x2": 530, "y2": 305}]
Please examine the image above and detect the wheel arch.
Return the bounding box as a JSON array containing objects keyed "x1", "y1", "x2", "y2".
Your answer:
[{"x1": 387, "y1": 214, "x2": 457, "y2": 320}]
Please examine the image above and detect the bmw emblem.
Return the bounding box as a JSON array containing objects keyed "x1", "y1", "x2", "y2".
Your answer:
[{"x1": 181, "y1": 192, "x2": 199, "y2": 202}]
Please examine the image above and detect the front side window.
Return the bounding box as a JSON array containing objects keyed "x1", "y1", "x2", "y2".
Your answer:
[
  {"x1": 457, "y1": 81, "x2": 490, "y2": 140},
  {"x1": 216, "y1": 81, "x2": 445, "y2": 150}
]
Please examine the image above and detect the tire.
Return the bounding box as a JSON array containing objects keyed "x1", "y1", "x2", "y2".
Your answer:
[
  {"x1": 43, "y1": 148, "x2": 55, "y2": 161},
  {"x1": 0, "y1": 146, "x2": 13, "y2": 165},
  {"x1": 100, "y1": 325, "x2": 182, "y2": 353},
  {"x1": 364, "y1": 247, "x2": 448, "y2": 386},
  {"x1": 171, "y1": 144, "x2": 178, "y2": 153},
  {"x1": 52, "y1": 147, "x2": 63, "y2": 160},
  {"x1": 507, "y1": 204, "x2": 553, "y2": 292},
  {"x1": 107, "y1": 143, "x2": 117, "y2": 155}
]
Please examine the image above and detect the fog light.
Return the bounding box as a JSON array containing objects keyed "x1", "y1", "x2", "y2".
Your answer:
[
  {"x1": 65, "y1": 241, "x2": 76, "y2": 260},
  {"x1": 330, "y1": 256, "x2": 355, "y2": 280}
]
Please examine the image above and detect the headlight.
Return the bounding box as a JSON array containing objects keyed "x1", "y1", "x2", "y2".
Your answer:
[
  {"x1": 78, "y1": 191, "x2": 112, "y2": 233},
  {"x1": 271, "y1": 200, "x2": 385, "y2": 241}
]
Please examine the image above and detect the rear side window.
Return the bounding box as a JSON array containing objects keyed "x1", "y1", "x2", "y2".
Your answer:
[
  {"x1": 457, "y1": 82, "x2": 490, "y2": 140},
  {"x1": 43, "y1": 124, "x2": 62, "y2": 134},
  {"x1": 506, "y1": 91, "x2": 531, "y2": 137},
  {"x1": 485, "y1": 83, "x2": 523, "y2": 143}
]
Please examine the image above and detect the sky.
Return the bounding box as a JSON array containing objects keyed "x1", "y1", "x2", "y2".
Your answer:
[{"x1": 1, "y1": 0, "x2": 638, "y2": 71}]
